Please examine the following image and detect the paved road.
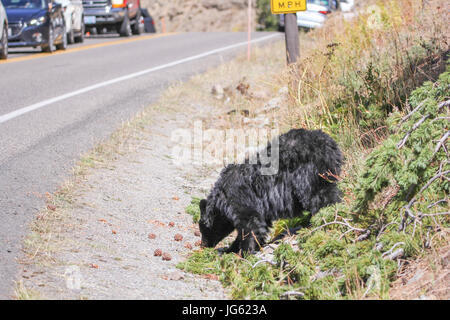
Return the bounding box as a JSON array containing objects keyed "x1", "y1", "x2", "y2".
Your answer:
[{"x1": 0, "y1": 31, "x2": 280, "y2": 299}]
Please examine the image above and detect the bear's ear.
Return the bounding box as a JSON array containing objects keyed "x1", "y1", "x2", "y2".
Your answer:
[{"x1": 199, "y1": 199, "x2": 207, "y2": 215}]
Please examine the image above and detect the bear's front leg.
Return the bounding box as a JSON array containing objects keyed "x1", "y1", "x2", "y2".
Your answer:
[
  {"x1": 239, "y1": 229, "x2": 266, "y2": 254},
  {"x1": 237, "y1": 217, "x2": 270, "y2": 254},
  {"x1": 222, "y1": 232, "x2": 242, "y2": 254}
]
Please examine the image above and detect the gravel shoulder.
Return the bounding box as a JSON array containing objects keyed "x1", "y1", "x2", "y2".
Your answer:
[{"x1": 15, "y1": 104, "x2": 228, "y2": 300}]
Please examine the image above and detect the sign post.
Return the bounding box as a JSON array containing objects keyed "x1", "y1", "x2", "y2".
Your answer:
[
  {"x1": 248, "y1": 0, "x2": 252, "y2": 61},
  {"x1": 271, "y1": 0, "x2": 307, "y2": 64}
]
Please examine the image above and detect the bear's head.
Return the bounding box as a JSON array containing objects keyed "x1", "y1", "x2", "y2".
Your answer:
[{"x1": 199, "y1": 199, "x2": 234, "y2": 248}]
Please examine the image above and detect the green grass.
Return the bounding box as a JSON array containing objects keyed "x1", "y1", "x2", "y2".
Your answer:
[{"x1": 185, "y1": 197, "x2": 202, "y2": 223}]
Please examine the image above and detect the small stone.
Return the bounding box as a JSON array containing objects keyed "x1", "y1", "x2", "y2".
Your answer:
[
  {"x1": 168, "y1": 222, "x2": 175, "y2": 227},
  {"x1": 194, "y1": 230, "x2": 201, "y2": 237},
  {"x1": 148, "y1": 233, "x2": 156, "y2": 239},
  {"x1": 162, "y1": 253, "x2": 172, "y2": 261},
  {"x1": 174, "y1": 234, "x2": 183, "y2": 241},
  {"x1": 47, "y1": 204, "x2": 56, "y2": 211},
  {"x1": 194, "y1": 240, "x2": 202, "y2": 247},
  {"x1": 167, "y1": 271, "x2": 184, "y2": 280},
  {"x1": 154, "y1": 249, "x2": 162, "y2": 257},
  {"x1": 211, "y1": 84, "x2": 224, "y2": 100},
  {"x1": 184, "y1": 243, "x2": 193, "y2": 250}
]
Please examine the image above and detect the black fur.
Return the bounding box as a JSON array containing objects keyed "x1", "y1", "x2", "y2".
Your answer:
[{"x1": 199, "y1": 129, "x2": 343, "y2": 254}]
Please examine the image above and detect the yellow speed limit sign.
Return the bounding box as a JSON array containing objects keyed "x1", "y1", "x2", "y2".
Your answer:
[{"x1": 271, "y1": 0, "x2": 307, "y2": 14}]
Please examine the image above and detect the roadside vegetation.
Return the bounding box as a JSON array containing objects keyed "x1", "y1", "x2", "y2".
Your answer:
[
  {"x1": 179, "y1": 0, "x2": 449, "y2": 299},
  {"x1": 256, "y1": 0, "x2": 280, "y2": 31}
]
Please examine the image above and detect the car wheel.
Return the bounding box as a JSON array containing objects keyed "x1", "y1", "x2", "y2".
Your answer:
[
  {"x1": 42, "y1": 26, "x2": 55, "y2": 53},
  {"x1": 67, "y1": 29, "x2": 75, "y2": 44},
  {"x1": 56, "y1": 26, "x2": 68, "y2": 51},
  {"x1": 132, "y1": 9, "x2": 142, "y2": 35},
  {"x1": 0, "y1": 25, "x2": 8, "y2": 60},
  {"x1": 74, "y1": 20, "x2": 85, "y2": 43},
  {"x1": 118, "y1": 15, "x2": 132, "y2": 37}
]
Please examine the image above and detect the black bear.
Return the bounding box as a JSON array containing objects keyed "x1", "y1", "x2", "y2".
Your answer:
[{"x1": 199, "y1": 129, "x2": 343, "y2": 254}]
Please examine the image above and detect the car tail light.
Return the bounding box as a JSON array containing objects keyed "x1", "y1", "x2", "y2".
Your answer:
[
  {"x1": 112, "y1": 0, "x2": 127, "y2": 8},
  {"x1": 319, "y1": 10, "x2": 331, "y2": 15}
]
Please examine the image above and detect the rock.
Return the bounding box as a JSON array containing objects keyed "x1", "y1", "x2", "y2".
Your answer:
[
  {"x1": 154, "y1": 249, "x2": 163, "y2": 257},
  {"x1": 174, "y1": 234, "x2": 183, "y2": 241},
  {"x1": 242, "y1": 115, "x2": 270, "y2": 128},
  {"x1": 278, "y1": 86, "x2": 289, "y2": 96},
  {"x1": 407, "y1": 270, "x2": 425, "y2": 285},
  {"x1": 236, "y1": 80, "x2": 250, "y2": 96},
  {"x1": 441, "y1": 250, "x2": 450, "y2": 267},
  {"x1": 211, "y1": 84, "x2": 224, "y2": 100},
  {"x1": 148, "y1": 233, "x2": 156, "y2": 239},
  {"x1": 201, "y1": 0, "x2": 232, "y2": 10},
  {"x1": 162, "y1": 253, "x2": 172, "y2": 261},
  {"x1": 256, "y1": 97, "x2": 283, "y2": 114},
  {"x1": 166, "y1": 271, "x2": 184, "y2": 281}
]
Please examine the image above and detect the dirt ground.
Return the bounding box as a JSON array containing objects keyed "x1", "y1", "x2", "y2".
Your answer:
[
  {"x1": 15, "y1": 106, "x2": 228, "y2": 299},
  {"x1": 389, "y1": 245, "x2": 450, "y2": 300}
]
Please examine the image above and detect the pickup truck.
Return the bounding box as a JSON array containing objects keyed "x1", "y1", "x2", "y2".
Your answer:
[{"x1": 82, "y1": 0, "x2": 141, "y2": 36}]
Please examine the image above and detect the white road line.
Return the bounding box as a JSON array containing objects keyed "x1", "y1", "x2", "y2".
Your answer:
[{"x1": 0, "y1": 33, "x2": 281, "y2": 125}]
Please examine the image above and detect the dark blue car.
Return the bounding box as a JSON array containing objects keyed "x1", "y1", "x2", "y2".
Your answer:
[{"x1": 1, "y1": 0, "x2": 67, "y2": 52}]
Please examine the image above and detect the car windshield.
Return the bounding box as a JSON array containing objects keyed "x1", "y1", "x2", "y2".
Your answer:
[
  {"x1": 1, "y1": 0, "x2": 46, "y2": 9},
  {"x1": 307, "y1": 0, "x2": 329, "y2": 6}
]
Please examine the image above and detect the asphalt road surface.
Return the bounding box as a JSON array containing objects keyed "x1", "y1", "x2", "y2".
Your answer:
[{"x1": 0, "y1": 31, "x2": 280, "y2": 299}]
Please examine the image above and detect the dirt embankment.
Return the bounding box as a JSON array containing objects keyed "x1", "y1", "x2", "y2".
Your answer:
[{"x1": 140, "y1": 0, "x2": 257, "y2": 32}]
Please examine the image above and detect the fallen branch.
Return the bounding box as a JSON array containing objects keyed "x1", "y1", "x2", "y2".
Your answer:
[
  {"x1": 397, "y1": 99, "x2": 449, "y2": 149},
  {"x1": 427, "y1": 198, "x2": 448, "y2": 208},
  {"x1": 382, "y1": 242, "x2": 405, "y2": 260},
  {"x1": 417, "y1": 211, "x2": 450, "y2": 218},
  {"x1": 281, "y1": 291, "x2": 305, "y2": 299},
  {"x1": 400, "y1": 168, "x2": 450, "y2": 231},
  {"x1": 398, "y1": 100, "x2": 426, "y2": 127},
  {"x1": 310, "y1": 216, "x2": 366, "y2": 236},
  {"x1": 433, "y1": 130, "x2": 450, "y2": 155},
  {"x1": 252, "y1": 259, "x2": 277, "y2": 269},
  {"x1": 397, "y1": 114, "x2": 430, "y2": 149},
  {"x1": 384, "y1": 248, "x2": 404, "y2": 260}
]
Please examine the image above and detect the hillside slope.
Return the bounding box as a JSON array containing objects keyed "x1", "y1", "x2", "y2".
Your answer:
[{"x1": 141, "y1": 0, "x2": 257, "y2": 32}]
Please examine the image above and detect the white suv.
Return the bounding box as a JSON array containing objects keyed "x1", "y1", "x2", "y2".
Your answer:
[
  {"x1": 0, "y1": 0, "x2": 7, "y2": 59},
  {"x1": 55, "y1": 0, "x2": 85, "y2": 44}
]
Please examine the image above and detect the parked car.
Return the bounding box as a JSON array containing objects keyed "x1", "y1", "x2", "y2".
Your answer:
[
  {"x1": 82, "y1": 0, "x2": 141, "y2": 37},
  {"x1": 2, "y1": 0, "x2": 67, "y2": 52},
  {"x1": 279, "y1": 0, "x2": 339, "y2": 30},
  {"x1": 340, "y1": 0, "x2": 355, "y2": 12},
  {"x1": 54, "y1": 0, "x2": 84, "y2": 43},
  {"x1": 140, "y1": 7, "x2": 154, "y2": 33},
  {"x1": 0, "y1": 0, "x2": 7, "y2": 59}
]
